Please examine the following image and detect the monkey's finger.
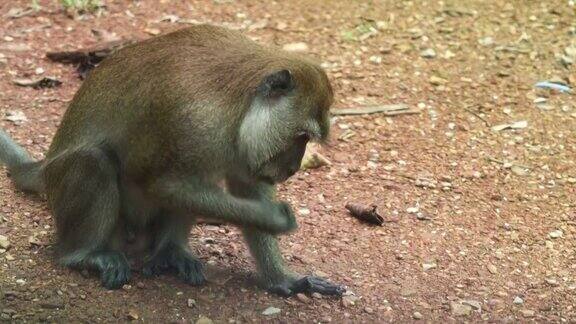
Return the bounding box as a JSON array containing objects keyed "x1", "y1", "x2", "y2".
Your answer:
[
  {"x1": 311, "y1": 278, "x2": 346, "y2": 296},
  {"x1": 279, "y1": 202, "x2": 293, "y2": 216},
  {"x1": 293, "y1": 276, "x2": 345, "y2": 296}
]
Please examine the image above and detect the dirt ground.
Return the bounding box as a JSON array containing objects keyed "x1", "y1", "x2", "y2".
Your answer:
[{"x1": 1, "y1": 0, "x2": 575, "y2": 323}]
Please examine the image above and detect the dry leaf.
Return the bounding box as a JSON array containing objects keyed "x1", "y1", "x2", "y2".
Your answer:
[
  {"x1": 4, "y1": 111, "x2": 28, "y2": 123},
  {"x1": 6, "y1": 7, "x2": 33, "y2": 19},
  {"x1": 300, "y1": 144, "x2": 331, "y2": 170},
  {"x1": 491, "y1": 120, "x2": 528, "y2": 131},
  {"x1": 13, "y1": 77, "x2": 62, "y2": 89},
  {"x1": 345, "y1": 203, "x2": 384, "y2": 226}
]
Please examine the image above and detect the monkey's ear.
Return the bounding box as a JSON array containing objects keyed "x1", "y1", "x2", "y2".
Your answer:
[{"x1": 257, "y1": 69, "x2": 294, "y2": 99}]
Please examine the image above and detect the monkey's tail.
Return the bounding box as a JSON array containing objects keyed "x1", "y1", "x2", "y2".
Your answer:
[{"x1": 0, "y1": 128, "x2": 44, "y2": 193}]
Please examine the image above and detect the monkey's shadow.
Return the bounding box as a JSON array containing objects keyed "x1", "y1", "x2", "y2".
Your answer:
[{"x1": 38, "y1": 242, "x2": 261, "y2": 296}]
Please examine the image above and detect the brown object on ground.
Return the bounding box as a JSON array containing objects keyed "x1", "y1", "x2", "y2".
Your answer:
[
  {"x1": 46, "y1": 39, "x2": 137, "y2": 78},
  {"x1": 345, "y1": 203, "x2": 384, "y2": 226}
]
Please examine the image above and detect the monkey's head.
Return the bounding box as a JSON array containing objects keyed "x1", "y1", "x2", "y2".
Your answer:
[{"x1": 238, "y1": 62, "x2": 333, "y2": 184}]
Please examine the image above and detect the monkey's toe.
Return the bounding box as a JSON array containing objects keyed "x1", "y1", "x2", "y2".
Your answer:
[
  {"x1": 142, "y1": 259, "x2": 169, "y2": 277},
  {"x1": 94, "y1": 252, "x2": 131, "y2": 289},
  {"x1": 269, "y1": 276, "x2": 345, "y2": 297},
  {"x1": 143, "y1": 247, "x2": 206, "y2": 286},
  {"x1": 171, "y1": 252, "x2": 206, "y2": 286}
]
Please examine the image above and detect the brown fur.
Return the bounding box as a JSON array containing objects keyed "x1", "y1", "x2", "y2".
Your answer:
[{"x1": 45, "y1": 26, "x2": 333, "y2": 198}]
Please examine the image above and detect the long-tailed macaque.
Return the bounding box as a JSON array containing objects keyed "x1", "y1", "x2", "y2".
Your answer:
[{"x1": 0, "y1": 25, "x2": 344, "y2": 296}]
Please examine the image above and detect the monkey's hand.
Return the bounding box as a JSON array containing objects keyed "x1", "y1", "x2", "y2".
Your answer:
[
  {"x1": 263, "y1": 200, "x2": 297, "y2": 234},
  {"x1": 268, "y1": 275, "x2": 346, "y2": 297}
]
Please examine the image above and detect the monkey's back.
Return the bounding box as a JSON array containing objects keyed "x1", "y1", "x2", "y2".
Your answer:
[{"x1": 47, "y1": 25, "x2": 330, "y2": 178}]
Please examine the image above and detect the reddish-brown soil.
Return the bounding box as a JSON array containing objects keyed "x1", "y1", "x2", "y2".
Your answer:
[{"x1": 1, "y1": 0, "x2": 575, "y2": 323}]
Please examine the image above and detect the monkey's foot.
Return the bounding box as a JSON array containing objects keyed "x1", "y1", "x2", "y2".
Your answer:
[
  {"x1": 142, "y1": 246, "x2": 206, "y2": 286},
  {"x1": 86, "y1": 251, "x2": 131, "y2": 290},
  {"x1": 268, "y1": 276, "x2": 345, "y2": 297}
]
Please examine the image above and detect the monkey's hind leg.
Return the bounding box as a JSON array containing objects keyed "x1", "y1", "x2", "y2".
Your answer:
[
  {"x1": 142, "y1": 214, "x2": 206, "y2": 286},
  {"x1": 44, "y1": 147, "x2": 130, "y2": 289}
]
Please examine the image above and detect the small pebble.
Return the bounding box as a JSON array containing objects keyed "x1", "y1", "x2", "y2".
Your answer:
[
  {"x1": 450, "y1": 302, "x2": 472, "y2": 316},
  {"x1": 298, "y1": 208, "x2": 311, "y2": 216},
  {"x1": 262, "y1": 307, "x2": 281, "y2": 316},
  {"x1": 341, "y1": 295, "x2": 359, "y2": 307},
  {"x1": 429, "y1": 75, "x2": 447, "y2": 85},
  {"x1": 545, "y1": 278, "x2": 559, "y2": 286},
  {"x1": 282, "y1": 42, "x2": 309, "y2": 52},
  {"x1": 407, "y1": 206, "x2": 419, "y2": 214},
  {"x1": 144, "y1": 28, "x2": 161, "y2": 36},
  {"x1": 548, "y1": 230, "x2": 563, "y2": 239},
  {"x1": 296, "y1": 293, "x2": 311, "y2": 304},
  {"x1": 0, "y1": 235, "x2": 10, "y2": 249},
  {"x1": 420, "y1": 48, "x2": 437, "y2": 58},
  {"x1": 311, "y1": 292, "x2": 323, "y2": 299},
  {"x1": 521, "y1": 309, "x2": 535, "y2": 318},
  {"x1": 196, "y1": 316, "x2": 214, "y2": 324},
  {"x1": 40, "y1": 299, "x2": 65, "y2": 310},
  {"x1": 462, "y1": 299, "x2": 482, "y2": 311},
  {"x1": 127, "y1": 309, "x2": 139, "y2": 321},
  {"x1": 422, "y1": 262, "x2": 437, "y2": 271},
  {"x1": 487, "y1": 264, "x2": 498, "y2": 274},
  {"x1": 369, "y1": 55, "x2": 382, "y2": 64}
]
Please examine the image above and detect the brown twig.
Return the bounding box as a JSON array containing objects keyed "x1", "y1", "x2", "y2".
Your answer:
[
  {"x1": 464, "y1": 106, "x2": 490, "y2": 127},
  {"x1": 332, "y1": 104, "x2": 420, "y2": 116},
  {"x1": 485, "y1": 156, "x2": 531, "y2": 169}
]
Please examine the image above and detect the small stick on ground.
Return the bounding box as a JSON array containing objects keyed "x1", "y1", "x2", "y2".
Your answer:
[
  {"x1": 463, "y1": 106, "x2": 490, "y2": 127},
  {"x1": 332, "y1": 104, "x2": 419, "y2": 116},
  {"x1": 485, "y1": 156, "x2": 531, "y2": 169},
  {"x1": 46, "y1": 39, "x2": 138, "y2": 79}
]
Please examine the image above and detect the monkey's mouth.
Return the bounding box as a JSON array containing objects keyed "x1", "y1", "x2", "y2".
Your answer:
[
  {"x1": 256, "y1": 168, "x2": 293, "y2": 185},
  {"x1": 259, "y1": 175, "x2": 276, "y2": 184}
]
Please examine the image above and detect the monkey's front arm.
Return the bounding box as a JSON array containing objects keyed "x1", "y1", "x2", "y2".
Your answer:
[
  {"x1": 227, "y1": 176, "x2": 345, "y2": 297},
  {"x1": 149, "y1": 176, "x2": 296, "y2": 234}
]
